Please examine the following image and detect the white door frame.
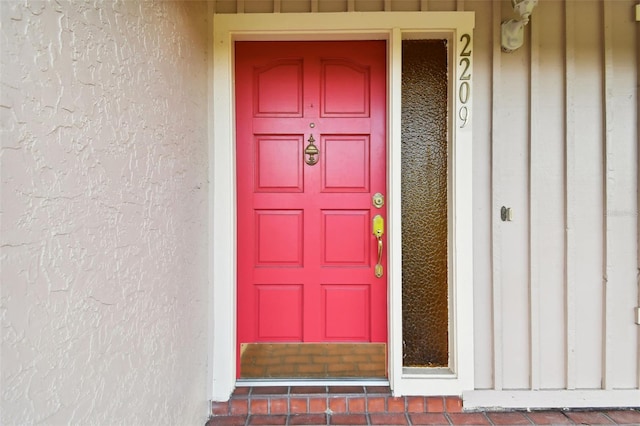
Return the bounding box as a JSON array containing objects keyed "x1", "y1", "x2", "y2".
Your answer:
[{"x1": 209, "y1": 11, "x2": 475, "y2": 402}]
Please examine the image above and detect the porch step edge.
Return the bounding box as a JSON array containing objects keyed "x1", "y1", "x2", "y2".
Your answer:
[{"x1": 211, "y1": 387, "x2": 463, "y2": 416}]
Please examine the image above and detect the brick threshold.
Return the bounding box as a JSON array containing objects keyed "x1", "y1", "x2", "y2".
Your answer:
[{"x1": 211, "y1": 386, "x2": 463, "y2": 417}]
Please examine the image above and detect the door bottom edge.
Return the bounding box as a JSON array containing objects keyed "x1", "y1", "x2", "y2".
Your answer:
[{"x1": 236, "y1": 379, "x2": 390, "y2": 387}]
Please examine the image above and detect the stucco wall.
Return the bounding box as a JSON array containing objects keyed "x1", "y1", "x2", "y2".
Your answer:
[{"x1": 1, "y1": 1, "x2": 210, "y2": 424}]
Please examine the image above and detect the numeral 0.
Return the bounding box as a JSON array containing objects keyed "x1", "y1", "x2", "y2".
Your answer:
[{"x1": 458, "y1": 82, "x2": 470, "y2": 104}]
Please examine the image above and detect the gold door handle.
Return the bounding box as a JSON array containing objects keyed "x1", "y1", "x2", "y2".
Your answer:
[{"x1": 373, "y1": 215, "x2": 384, "y2": 278}]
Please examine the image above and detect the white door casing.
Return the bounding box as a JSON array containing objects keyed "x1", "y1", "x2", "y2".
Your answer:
[{"x1": 210, "y1": 11, "x2": 475, "y2": 401}]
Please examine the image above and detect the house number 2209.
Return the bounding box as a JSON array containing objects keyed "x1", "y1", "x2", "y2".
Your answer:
[{"x1": 458, "y1": 34, "x2": 472, "y2": 128}]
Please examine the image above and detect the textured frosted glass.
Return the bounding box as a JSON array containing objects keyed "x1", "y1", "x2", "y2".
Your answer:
[{"x1": 401, "y1": 40, "x2": 449, "y2": 367}]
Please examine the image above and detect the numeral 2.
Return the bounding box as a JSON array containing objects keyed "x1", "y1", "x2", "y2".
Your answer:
[
  {"x1": 459, "y1": 58, "x2": 471, "y2": 81},
  {"x1": 460, "y1": 34, "x2": 471, "y2": 57}
]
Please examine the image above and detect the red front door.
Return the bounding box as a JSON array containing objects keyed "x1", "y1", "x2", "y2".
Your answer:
[{"x1": 235, "y1": 41, "x2": 387, "y2": 377}]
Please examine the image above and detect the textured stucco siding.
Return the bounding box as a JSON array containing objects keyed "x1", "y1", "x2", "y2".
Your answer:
[{"x1": 1, "y1": 1, "x2": 210, "y2": 424}]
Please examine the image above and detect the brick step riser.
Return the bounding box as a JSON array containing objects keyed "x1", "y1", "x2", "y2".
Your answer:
[{"x1": 211, "y1": 395, "x2": 463, "y2": 417}]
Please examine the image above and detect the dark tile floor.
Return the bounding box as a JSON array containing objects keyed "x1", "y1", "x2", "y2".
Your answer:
[
  {"x1": 207, "y1": 409, "x2": 640, "y2": 425},
  {"x1": 207, "y1": 386, "x2": 640, "y2": 425}
]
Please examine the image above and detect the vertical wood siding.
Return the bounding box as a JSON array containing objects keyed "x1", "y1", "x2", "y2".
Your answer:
[
  {"x1": 532, "y1": 0, "x2": 566, "y2": 390},
  {"x1": 470, "y1": 0, "x2": 638, "y2": 392},
  {"x1": 465, "y1": 0, "x2": 640, "y2": 389},
  {"x1": 472, "y1": 0, "x2": 495, "y2": 390},
  {"x1": 603, "y1": 0, "x2": 638, "y2": 390},
  {"x1": 215, "y1": 0, "x2": 640, "y2": 392}
]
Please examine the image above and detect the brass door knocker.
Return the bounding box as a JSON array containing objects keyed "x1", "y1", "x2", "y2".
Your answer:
[{"x1": 304, "y1": 134, "x2": 319, "y2": 166}]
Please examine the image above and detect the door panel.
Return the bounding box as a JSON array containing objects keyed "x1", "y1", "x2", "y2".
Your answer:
[
  {"x1": 322, "y1": 285, "x2": 370, "y2": 340},
  {"x1": 256, "y1": 284, "x2": 303, "y2": 340},
  {"x1": 254, "y1": 60, "x2": 303, "y2": 117},
  {"x1": 321, "y1": 59, "x2": 370, "y2": 117},
  {"x1": 254, "y1": 135, "x2": 304, "y2": 192},
  {"x1": 321, "y1": 210, "x2": 369, "y2": 266},
  {"x1": 322, "y1": 135, "x2": 370, "y2": 191},
  {"x1": 236, "y1": 41, "x2": 387, "y2": 378},
  {"x1": 255, "y1": 210, "x2": 303, "y2": 266}
]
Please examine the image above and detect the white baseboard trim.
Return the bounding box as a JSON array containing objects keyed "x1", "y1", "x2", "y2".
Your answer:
[{"x1": 463, "y1": 390, "x2": 640, "y2": 410}]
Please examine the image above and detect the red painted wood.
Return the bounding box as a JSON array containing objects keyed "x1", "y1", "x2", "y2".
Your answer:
[{"x1": 236, "y1": 41, "x2": 387, "y2": 376}]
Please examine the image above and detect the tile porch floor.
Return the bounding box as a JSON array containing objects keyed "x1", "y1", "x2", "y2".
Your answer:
[{"x1": 207, "y1": 386, "x2": 640, "y2": 425}]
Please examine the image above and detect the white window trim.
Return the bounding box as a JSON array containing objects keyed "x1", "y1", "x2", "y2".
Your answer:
[{"x1": 209, "y1": 11, "x2": 475, "y2": 402}]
